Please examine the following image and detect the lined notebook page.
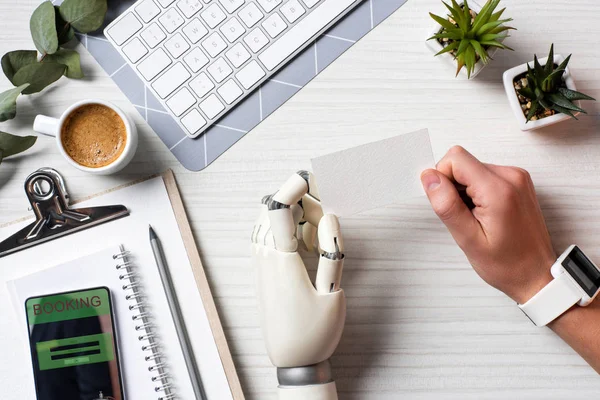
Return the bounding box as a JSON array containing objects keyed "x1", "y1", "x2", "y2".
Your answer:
[{"x1": 1, "y1": 176, "x2": 232, "y2": 400}]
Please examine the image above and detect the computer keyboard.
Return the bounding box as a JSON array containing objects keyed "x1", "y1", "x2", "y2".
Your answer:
[{"x1": 105, "y1": 0, "x2": 363, "y2": 138}]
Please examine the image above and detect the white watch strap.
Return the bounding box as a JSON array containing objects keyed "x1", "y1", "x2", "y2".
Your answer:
[{"x1": 519, "y1": 273, "x2": 581, "y2": 326}]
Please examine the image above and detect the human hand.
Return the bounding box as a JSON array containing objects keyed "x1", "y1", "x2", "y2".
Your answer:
[{"x1": 420, "y1": 146, "x2": 556, "y2": 304}]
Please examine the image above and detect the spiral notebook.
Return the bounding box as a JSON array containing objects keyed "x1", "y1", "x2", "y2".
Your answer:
[{"x1": 1, "y1": 172, "x2": 244, "y2": 400}]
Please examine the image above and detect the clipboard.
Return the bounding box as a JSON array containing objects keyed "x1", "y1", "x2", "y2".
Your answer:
[{"x1": 0, "y1": 169, "x2": 245, "y2": 400}]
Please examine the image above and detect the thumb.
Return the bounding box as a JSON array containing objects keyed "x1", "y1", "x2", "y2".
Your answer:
[{"x1": 421, "y1": 169, "x2": 484, "y2": 248}]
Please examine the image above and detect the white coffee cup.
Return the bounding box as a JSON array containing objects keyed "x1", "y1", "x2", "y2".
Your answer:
[{"x1": 33, "y1": 99, "x2": 138, "y2": 175}]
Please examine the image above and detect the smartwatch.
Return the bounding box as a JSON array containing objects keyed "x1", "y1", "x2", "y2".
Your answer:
[{"x1": 519, "y1": 245, "x2": 600, "y2": 326}]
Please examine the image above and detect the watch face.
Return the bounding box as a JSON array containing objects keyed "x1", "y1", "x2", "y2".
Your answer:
[{"x1": 562, "y1": 246, "x2": 600, "y2": 298}]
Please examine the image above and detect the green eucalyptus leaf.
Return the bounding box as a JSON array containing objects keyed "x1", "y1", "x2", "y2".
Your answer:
[
  {"x1": 43, "y1": 49, "x2": 83, "y2": 78},
  {"x1": 0, "y1": 84, "x2": 29, "y2": 122},
  {"x1": 558, "y1": 87, "x2": 596, "y2": 101},
  {"x1": 13, "y1": 62, "x2": 66, "y2": 94},
  {"x1": 30, "y1": 1, "x2": 59, "y2": 55},
  {"x1": 59, "y1": 0, "x2": 107, "y2": 33},
  {"x1": 0, "y1": 131, "x2": 37, "y2": 159},
  {"x1": 55, "y1": 6, "x2": 75, "y2": 45},
  {"x1": 1, "y1": 50, "x2": 38, "y2": 83}
]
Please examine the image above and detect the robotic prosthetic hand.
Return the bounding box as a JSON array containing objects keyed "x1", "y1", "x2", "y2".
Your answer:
[{"x1": 251, "y1": 171, "x2": 346, "y2": 400}]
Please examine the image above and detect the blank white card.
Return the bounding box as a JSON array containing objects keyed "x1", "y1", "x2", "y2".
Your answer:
[{"x1": 311, "y1": 129, "x2": 435, "y2": 216}]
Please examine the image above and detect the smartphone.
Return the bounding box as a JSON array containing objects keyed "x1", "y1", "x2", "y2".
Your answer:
[{"x1": 25, "y1": 287, "x2": 125, "y2": 400}]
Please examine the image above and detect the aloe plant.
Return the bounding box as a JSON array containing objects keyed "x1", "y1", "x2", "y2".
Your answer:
[
  {"x1": 428, "y1": 0, "x2": 515, "y2": 78},
  {"x1": 517, "y1": 44, "x2": 596, "y2": 121}
]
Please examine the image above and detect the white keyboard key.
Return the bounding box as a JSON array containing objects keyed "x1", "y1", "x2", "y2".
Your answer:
[
  {"x1": 181, "y1": 109, "x2": 207, "y2": 134},
  {"x1": 136, "y1": 0, "x2": 161, "y2": 22},
  {"x1": 201, "y1": 4, "x2": 226, "y2": 28},
  {"x1": 152, "y1": 63, "x2": 191, "y2": 98},
  {"x1": 166, "y1": 87, "x2": 197, "y2": 116},
  {"x1": 122, "y1": 38, "x2": 148, "y2": 63},
  {"x1": 220, "y1": 17, "x2": 245, "y2": 43},
  {"x1": 225, "y1": 42, "x2": 250, "y2": 68},
  {"x1": 201, "y1": 32, "x2": 227, "y2": 57},
  {"x1": 244, "y1": 28, "x2": 269, "y2": 53},
  {"x1": 280, "y1": 0, "x2": 305, "y2": 23},
  {"x1": 184, "y1": 47, "x2": 209, "y2": 72},
  {"x1": 218, "y1": 0, "x2": 245, "y2": 13},
  {"x1": 107, "y1": 13, "x2": 142, "y2": 45},
  {"x1": 177, "y1": 0, "x2": 203, "y2": 18},
  {"x1": 200, "y1": 94, "x2": 225, "y2": 119},
  {"x1": 262, "y1": 13, "x2": 287, "y2": 38},
  {"x1": 141, "y1": 22, "x2": 167, "y2": 48},
  {"x1": 157, "y1": 0, "x2": 176, "y2": 7},
  {"x1": 238, "y1": 3, "x2": 263, "y2": 27},
  {"x1": 137, "y1": 48, "x2": 172, "y2": 80},
  {"x1": 301, "y1": 0, "x2": 320, "y2": 8},
  {"x1": 257, "y1": 0, "x2": 282, "y2": 13},
  {"x1": 159, "y1": 8, "x2": 185, "y2": 33},
  {"x1": 189, "y1": 72, "x2": 214, "y2": 97},
  {"x1": 207, "y1": 57, "x2": 233, "y2": 83},
  {"x1": 182, "y1": 18, "x2": 209, "y2": 43},
  {"x1": 165, "y1": 33, "x2": 191, "y2": 58},
  {"x1": 235, "y1": 60, "x2": 265, "y2": 89},
  {"x1": 217, "y1": 79, "x2": 243, "y2": 104},
  {"x1": 259, "y1": 0, "x2": 355, "y2": 70}
]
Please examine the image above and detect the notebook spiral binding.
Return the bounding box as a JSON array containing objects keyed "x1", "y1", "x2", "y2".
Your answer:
[{"x1": 114, "y1": 248, "x2": 176, "y2": 400}]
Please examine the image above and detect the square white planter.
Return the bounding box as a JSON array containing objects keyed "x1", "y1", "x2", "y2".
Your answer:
[
  {"x1": 425, "y1": 0, "x2": 505, "y2": 79},
  {"x1": 502, "y1": 55, "x2": 579, "y2": 131}
]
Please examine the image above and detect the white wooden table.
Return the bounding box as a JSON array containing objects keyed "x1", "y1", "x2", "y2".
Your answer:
[{"x1": 1, "y1": 0, "x2": 599, "y2": 398}]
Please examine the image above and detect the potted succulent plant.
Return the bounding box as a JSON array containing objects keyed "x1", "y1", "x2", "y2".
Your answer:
[
  {"x1": 426, "y1": 0, "x2": 515, "y2": 78},
  {"x1": 502, "y1": 44, "x2": 596, "y2": 131}
]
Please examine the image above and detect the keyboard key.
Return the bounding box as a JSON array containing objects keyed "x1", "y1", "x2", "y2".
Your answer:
[
  {"x1": 207, "y1": 57, "x2": 233, "y2": 83},
  {"x1": 166, "y1": 87, "x2": 197, "y2": 116},
  {"x1": 220, "y1": 17, "x2": 245, "y2": 42},
  {"x1": 301, "y1": 0, "x2": 320, "y2": 7},
  {"x1": 244, "y1": 28, "x2": 269, "y2": 53},
  {"x1": 262, "y1": 13, "x2": 287, "y2": 38},
  {"x1": 257, "y1": 0, "x2": 282, "y2": 13},
  {"x1": 107, "y1": 13, "x2": 142, "y2": 45},
  {"x1": 200, "y1": 94, "x2": 225, "y2": 119},
  {"x1": 177, "y1": 0, "x2": 203, "y2": 18},
  {"x1": 122, "y1": 38, "x2": 148, "y2": 63},
  {"x1": 141, "y1": 22, "x2": 167, "y2": 48},
  {"x1": 201, "y1": 32, "x2": 227, "y2": 57},
  {"x1": 159, "y1": 8, "x2": 185, "y2": 33},
  {"x1": 189, "y1": 72, "x2": 214, "y2": 97},
  {"x1": 225, "y1": 42, "x2": 250, "y2": 68},
  {"x1": 201, "y1": 3, "x2": 226, "y2": 28},
  {"x1": 218, "y1": 0, "x2": 245, "y2": 13},
  {"x1": 238, "y1": 3, "x2": 263, "y2": 27},
  {"x1": 165, "y1": 33, "x2": 191, "y2": 58},
  {"x1": 184, "y1": 47, "x2": 209, "y2": 72},
  {"x1": 182, "y1": 18, "x2": 209, "y2": 43},
  {"x1": 157, "y1": 0, "x2": 176, "y2": 7},
  {"x1": 235, "y1": 60, "x2": 265, "y2": 89},
  {"x1": 181, "y1": 109, "x2": 207, "y2": 134},
  {"x1": 152, "y1": 63, "x2": 191, "y2": 98},
  {"x1": 217, "y1": 79, "x2": 243, "y2": 104},
  {"x1": 135, "y1": 0, "x2": 161, "y2": 22},
  {"x1": 280, "y1": 0, "x2": 305, "y2": 23},
  {"x1": 259, "y1": 0, "x2": 356, "y2": 70},
  {"x1": 137, "y1": 48, "x2": 172, "y2": 80}
]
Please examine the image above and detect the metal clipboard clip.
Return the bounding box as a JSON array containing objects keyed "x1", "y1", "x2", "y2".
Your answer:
[{"x1": 0, "y1": 168, "x2": 129, "y2": 258}]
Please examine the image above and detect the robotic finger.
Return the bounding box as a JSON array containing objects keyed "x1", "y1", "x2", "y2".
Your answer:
[{"x1": 315, "y1": 214, "x2": 344, "y2": 294}]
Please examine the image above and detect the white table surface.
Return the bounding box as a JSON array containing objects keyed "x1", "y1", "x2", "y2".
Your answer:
[{"x1": 1, "y1": 0, "x2": 599, "y2": 398}]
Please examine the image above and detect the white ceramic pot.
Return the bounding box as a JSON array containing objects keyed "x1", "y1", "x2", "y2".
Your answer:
[
  {"x1": 502, "y1": 55, "x2": 579, "y2": 131},
  {"x1": 425, "y1": 0, "x2": 506, "y2": 79}
]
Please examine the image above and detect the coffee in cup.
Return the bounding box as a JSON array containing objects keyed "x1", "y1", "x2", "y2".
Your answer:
[{"x1": 33, "y1": 99, "x2": 138, "y2": 175}]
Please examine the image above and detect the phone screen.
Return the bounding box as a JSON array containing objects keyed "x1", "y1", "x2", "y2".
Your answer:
[{"x1": 25, "y1": 287, "x2": 124, "y2": 400}]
